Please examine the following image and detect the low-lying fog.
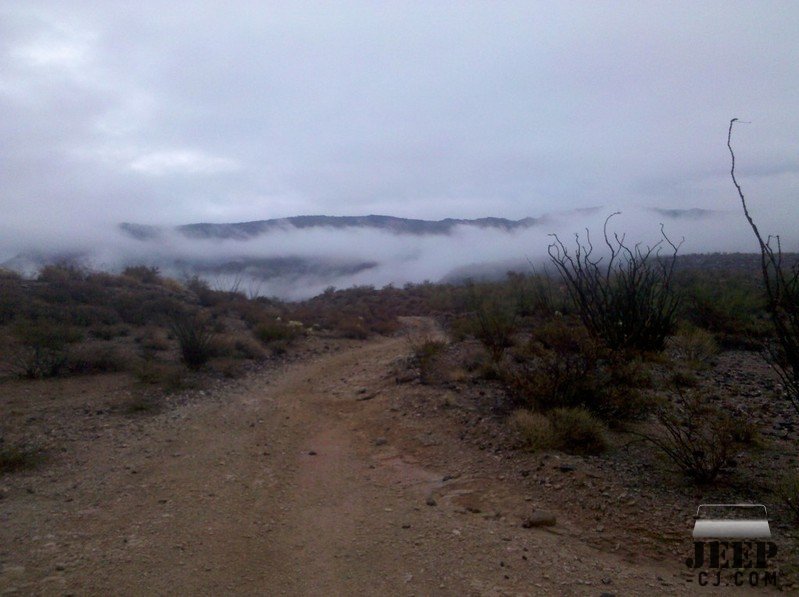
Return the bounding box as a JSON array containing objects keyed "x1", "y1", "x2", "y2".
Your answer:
[{"x1": 1, "y1": 206, "x2": 794, "y2": 301}]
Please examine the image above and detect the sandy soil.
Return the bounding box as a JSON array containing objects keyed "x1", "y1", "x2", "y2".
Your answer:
[{"x1": 0, "y1": 318, "x2": 776, "y2": 595}]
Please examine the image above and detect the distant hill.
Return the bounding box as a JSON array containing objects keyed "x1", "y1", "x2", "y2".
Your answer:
[
  {"x1": 3, "y1": 208, "x2": 741, "y2": 299},
  {"x1": 119, "y1": 214, "x2": 545, "y2": 241}
]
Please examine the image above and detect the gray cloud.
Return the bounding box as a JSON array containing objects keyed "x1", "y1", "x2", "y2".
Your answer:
[{"x1": 1, "y1": 1, "x2": 798, "y2": 279}]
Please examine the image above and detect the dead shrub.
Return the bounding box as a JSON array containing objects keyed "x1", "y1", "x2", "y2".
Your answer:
[{"x1": 548, "y1": 213, "x2": 681, "y2": 352}]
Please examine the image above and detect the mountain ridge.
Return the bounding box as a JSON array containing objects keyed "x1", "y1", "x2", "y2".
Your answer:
[{"x1": 118, "y1": 207, "x2": 718, "y2": 241}]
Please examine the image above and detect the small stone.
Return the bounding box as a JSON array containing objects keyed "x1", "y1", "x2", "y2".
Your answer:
[
  {"x1": 557, "y1": 465, "x2": 575, "y2": 473},
  {"x1": 308, "y1": 451, "x2": 317, "y2": 456},
  {"x1": 426, "y1": 496, "x2": 437, "y2": 507},
  {"x1": 522, "y1": 511, "x2": 557, "y2": 528},
  {"x1": 374, "y1": 437, "x2": 388, "y2": 446}
]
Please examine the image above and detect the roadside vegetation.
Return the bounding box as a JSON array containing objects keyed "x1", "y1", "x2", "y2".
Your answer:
[{"x1": 1, "y1": 249, "x2": 797, "y2": 524}]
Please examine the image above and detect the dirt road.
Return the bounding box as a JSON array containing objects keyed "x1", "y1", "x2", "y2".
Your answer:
[{"x1": 1, "y1": 318, "x2": 743, "y2": 595}]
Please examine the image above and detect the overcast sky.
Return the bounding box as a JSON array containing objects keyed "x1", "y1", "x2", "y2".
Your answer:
[{"x1": 1, "y1": 1, "x2": 797, "y2": 242}]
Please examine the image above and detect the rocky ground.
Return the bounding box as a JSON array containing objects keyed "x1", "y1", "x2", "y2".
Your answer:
[{"x1": 0, "y1": 317, "x2": 794, "y2": 595}]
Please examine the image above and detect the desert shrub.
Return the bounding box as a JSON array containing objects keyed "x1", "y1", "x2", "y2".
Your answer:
[
  {"x1": 65, "y1": 345, "x2": 127, "y2": 374},
  {"x1": 204, "y1": 332, "x2": 261, "y2": 361},
  {"x1": 504, "y1": 320, "x2": 600, "y2": 411},
  {"x1": 210, "y1": 357, "x2": 246, "y2": 379},
  {"x1": 503, "y1": 318, "x2": 654, "y2": 425},
  {"x1": 133, "y1": 358, "x2": 186, "y2": 391},
  {"x1": 64, "y1": 304, "x2": 122, "y2": 327},
  {"x1": 678, "y1": 271, "x2": 768, "y2": 349},
  {"x1": 0, "y1": 271, "x2": 24, "y2": 324},
  {"x1": 467, "y1": 286, "x2": 517, "y2": 363},
  {"x1": 334, "y1": 316, "x2": 369, "y2": 339},
  {"x1": 506, "y1": 320, "x2": 599, "y2": 402},
  {"x1": 548, "y1": 213, "x2": 681, "y2": 351},
  {"x1": 255, "y1": 319, "x2": 300, "y2": 345},
  {"x1": 37, "y1": 263, "x2": 86, "y2": 284},
  {"x1": 0, "y1": 441, "x2": 43, "y2": 473},
  {"x1": 548, "y1": 407, "x2": 608, "y2": 455},
  {"x1": 668, "y1": 325, "x2": 719, "y2": 366},
  {"x1": 774, "y1": 470, "x2": 799, "y2": 521},
  {"x1": 509, "y1": 409, "x2": 556, "y2": 451},
  {"x1": 122, "y1": 265, "x2": 161, "y2": 284},
  {"x1": 642, "y1": 388, "x2": 743, "y2": 483},
  {"x1": 89, "y1": 324, "x2": 130, "y2": 340},
  {"x1": 135, "y1": 326, "x2": 171, "y2": 351},
  {"x1": 185, "y1": 275, "x2": 231, "y2": 308},
  {"x1": 112, "y1": 291, "x2": 183, "y2": 326},
  {"x1": 170, "y1": 312, "x2": 215, "y2": 370},
  {"x1": 231, "y1": 336, "x2": 266, "y2": 360},
  {"x1": 6, "y1": 321, "x2": 83, "y2": 378},
  {"x1": 409, "y1": 336, "x2": 447, "y2": 384}
]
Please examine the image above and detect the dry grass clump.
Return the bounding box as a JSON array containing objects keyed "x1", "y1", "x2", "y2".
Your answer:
[
  {"x1": 668, "y1": 325, "x2": 719, "y2": 366},
  {"x1": 510, "y1": 407, "x2": 608, "y2": 455},
  {"x1": 408, "y1": 335, "x2": 448, "y2": 384},
  {"x1": 548, "y1": 407, "x2": 609, "y2": 455},
  {"x1": 509, "y1": 410, "x2": 556, "y2": 451}
]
